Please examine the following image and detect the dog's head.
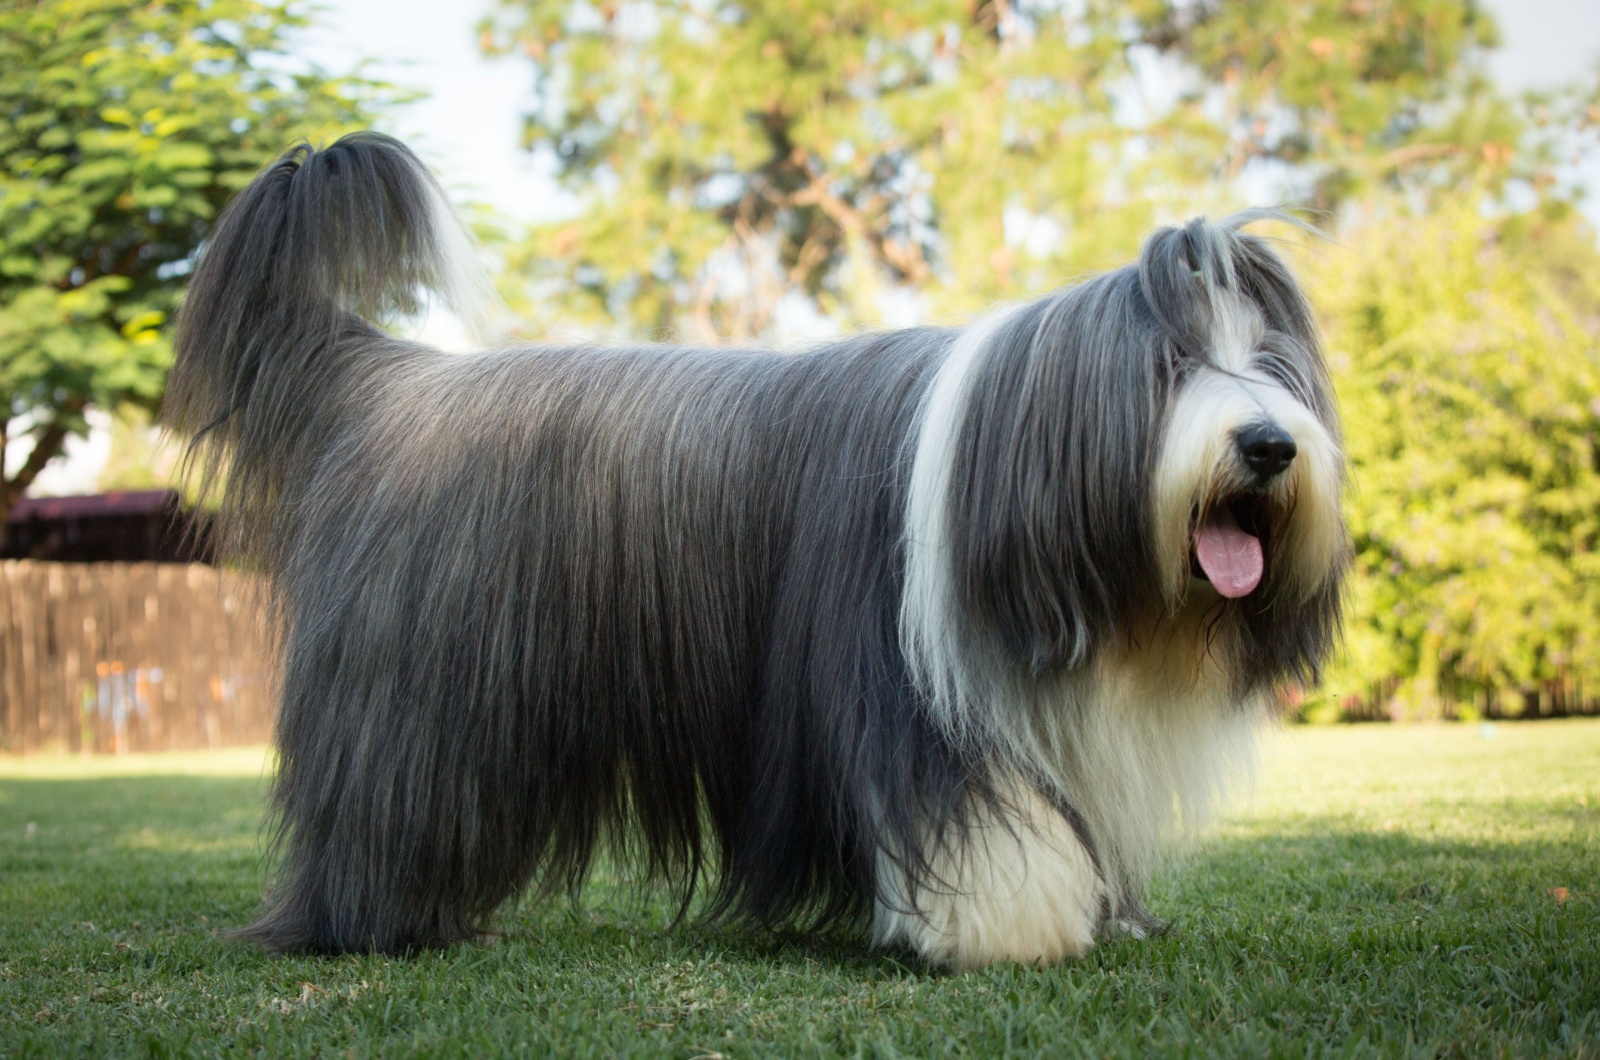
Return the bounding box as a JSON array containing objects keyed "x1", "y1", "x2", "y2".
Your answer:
[{"x1": 935, "y1": 211, "x2": 1346, "y2": 692}]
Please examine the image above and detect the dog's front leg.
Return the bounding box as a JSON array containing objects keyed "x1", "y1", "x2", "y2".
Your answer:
[{"x1": 872, "y1": 782, "x2": 1107, "y2": 971}]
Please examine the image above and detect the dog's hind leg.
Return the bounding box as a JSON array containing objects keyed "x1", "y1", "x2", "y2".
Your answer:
[
  {"x1": 238, "y1": 593, "x2": 542, "y2": 955},
  {"x1": 238, "y1": 706, "x2": 522, "y2": 956},
  {"x1": 238, "y1": 724, "x2": 533, "y2": 956}
]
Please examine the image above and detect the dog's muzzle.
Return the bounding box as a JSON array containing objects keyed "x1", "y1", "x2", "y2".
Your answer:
[
  {"x1": 1234, "y1": 423, "x2": 1297, "y2": 482},
  {"x1": 1188, "y1": 422, "x2": 1299, "y2": 599}
]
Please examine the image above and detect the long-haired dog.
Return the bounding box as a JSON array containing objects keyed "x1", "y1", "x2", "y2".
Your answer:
[{"x1": 169, "y1": 133, "x2": 1346, "y2": 970}]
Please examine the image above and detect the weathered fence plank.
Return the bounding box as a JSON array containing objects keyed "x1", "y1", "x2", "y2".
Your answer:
[{"x1": 0, "y1": 560, "x2": 273, "y2": 754}]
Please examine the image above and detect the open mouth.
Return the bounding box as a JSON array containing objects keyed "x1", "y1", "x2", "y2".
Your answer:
[{"x1": 1190, "y1": 496, "x2": 1270, "y2": 599}]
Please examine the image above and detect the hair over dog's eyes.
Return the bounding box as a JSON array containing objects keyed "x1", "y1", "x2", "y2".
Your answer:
[
  {"x1": 1161, "y1": 337, "x2": 1196, "y2": 373},
  {"x1": 1253, "y1": 337, "x2": 1318, "y2": 405}
]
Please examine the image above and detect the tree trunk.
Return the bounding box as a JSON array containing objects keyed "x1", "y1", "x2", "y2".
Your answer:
[{"x1": 0, "y1": 401, "x2": 85, "y2": 527}]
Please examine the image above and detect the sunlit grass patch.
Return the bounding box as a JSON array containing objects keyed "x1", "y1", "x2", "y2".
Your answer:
[{"x1": 0, "y1": 746, "x2": 272, "y2": 780}]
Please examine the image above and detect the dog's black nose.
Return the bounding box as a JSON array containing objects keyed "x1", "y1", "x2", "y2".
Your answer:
[{"x1": 1236, "y1": 423, "x2": 1297, "y2": 480}]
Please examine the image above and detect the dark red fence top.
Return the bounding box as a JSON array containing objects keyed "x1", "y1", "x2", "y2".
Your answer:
[{"x1": 3, "y1": 491, "x2": 213, "y2": 564}]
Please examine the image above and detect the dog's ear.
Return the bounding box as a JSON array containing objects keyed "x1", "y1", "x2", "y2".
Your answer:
[{"x1": 944, "y1": 278, "x2": 1163, "y2": 674}]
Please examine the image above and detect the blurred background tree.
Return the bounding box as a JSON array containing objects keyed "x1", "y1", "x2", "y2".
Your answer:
[
  {"x1": 483, "y1": 0, "x2": 1175, "y2": 339},
  {"x1": 1309, "y1": 195, "x2": 1600, "y2": 721},
  {"x1": 0, "y1": 0, "x2": 394, "y2": 523},
  {"x1": 1124, "y1": 0, "x2": 1529, "y2": 210}
]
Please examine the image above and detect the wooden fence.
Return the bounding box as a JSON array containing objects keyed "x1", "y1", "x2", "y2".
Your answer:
[{"x1": 0, "y1": 561, "x2": 274, "y2": 754}]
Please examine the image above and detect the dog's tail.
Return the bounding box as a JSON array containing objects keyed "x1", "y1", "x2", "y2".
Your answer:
[{"x1": 167, "y1": 132, "x2": 489, "y2": 564}]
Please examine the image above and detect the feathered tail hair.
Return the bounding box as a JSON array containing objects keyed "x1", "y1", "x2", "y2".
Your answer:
[{"x1": 167, "y1": 132, "x2": 487, "y2": 568}]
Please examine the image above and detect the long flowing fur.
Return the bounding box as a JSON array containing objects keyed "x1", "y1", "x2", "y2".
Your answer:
[{"x1": 170, "y1": 134, "x2": 1346, "y2": 967}]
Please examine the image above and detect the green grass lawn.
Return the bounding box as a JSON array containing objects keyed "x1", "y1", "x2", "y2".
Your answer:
[{"x1": 1, "y1": 723, "x2": 1596, "y2": 1058}]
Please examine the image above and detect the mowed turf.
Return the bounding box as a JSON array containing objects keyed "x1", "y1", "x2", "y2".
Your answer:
[{"x1": 1, "y1": 722, "x2": 1595, "y2": 1058}]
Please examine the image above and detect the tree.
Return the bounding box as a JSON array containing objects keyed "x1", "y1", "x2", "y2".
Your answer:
[
  {"x1": 1305, "y1": 196, "x2": 1600, "y2": 720},
  {"x1": 481, "y1": 0, "x2": 1182, "y2": 340},
  {"x1": 0, "y1": 0, "x2": 391, "y2": 522},
  {"x1": 1124, "y1": 0, "x2": 1529, "y2": 212},
  {"x1": 480, "y1": 0, "x2": 1537, "y2": 342}
]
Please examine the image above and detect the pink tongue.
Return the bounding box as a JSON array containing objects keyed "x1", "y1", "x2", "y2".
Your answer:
[{"x1": 1194, "y1": 506, "x2": 1263, "y2": 599}]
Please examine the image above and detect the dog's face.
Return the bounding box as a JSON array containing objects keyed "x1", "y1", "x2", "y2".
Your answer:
[
  {"x1": 1152, "y1": 289, "x2": 1345, "y2": 615},
  {"x1": 932, "y1": 216, "x2": 1346, "y2": 693}
]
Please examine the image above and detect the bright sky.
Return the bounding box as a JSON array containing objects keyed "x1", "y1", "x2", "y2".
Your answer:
[
  {"x1": 297, "y1": 0, "x2": 565, "y2": 223},
  {"x1": 22, "y1": 0, "x2": 1600, "y2": 494},
  {"x1": 1483, "y1": 0, "x2": 1600, "y2": 91}
]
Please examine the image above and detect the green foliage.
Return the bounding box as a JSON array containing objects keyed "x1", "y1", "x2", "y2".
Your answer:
[
  {"x1": 3, "y1": 725, "x2": 1596, "y2": 1054},
  {"x1": 481, "y1": 0, "x2": 1535, "y2": 342},
  {"x1": 96, "y1": 405, "x2": 182, "y2": 492},
  {"x1": 1126, "y1": 0, "x2": 1528, "y2": 209},
  {"x1": 0, "y1": 0, "x2": 391, "y2": 515},
  {"x1": 1307, "y1": 198, "x2": 1600, "y2": 720},
  {"x1": 481, "y1": 0, "x2": 1198, "y2": 339}
]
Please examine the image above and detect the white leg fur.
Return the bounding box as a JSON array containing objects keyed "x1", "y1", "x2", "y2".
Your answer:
[
  {"x1": 873, "y1": 778, "x2": 1106, "y2": 971},
  {"x1": 1024, "y1": 619, "x2": 1263, "y2": 914}
]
